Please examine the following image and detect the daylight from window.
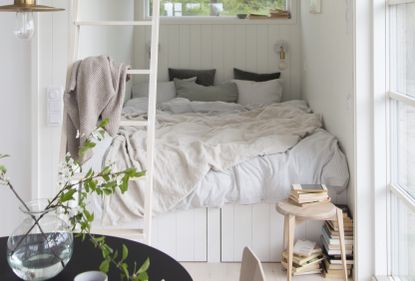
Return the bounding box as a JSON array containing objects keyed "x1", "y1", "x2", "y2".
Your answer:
[
  {"x1": 150, "y1": 0, "x2": 287, "y2": 17},
  {"x1": 390, "y1": 2, "x2": 415, "y2": 280}
]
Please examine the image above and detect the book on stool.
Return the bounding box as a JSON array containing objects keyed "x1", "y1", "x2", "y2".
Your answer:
[{"x1": 289, "y1": 184, "x2": 331, "y2": 207}]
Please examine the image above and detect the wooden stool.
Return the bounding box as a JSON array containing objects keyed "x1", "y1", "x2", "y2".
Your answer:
[{"x1": 276, "y1": 200, "x2": 348, "y2": 281}]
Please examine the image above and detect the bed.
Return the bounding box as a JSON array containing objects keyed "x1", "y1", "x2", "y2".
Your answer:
[{"x1": 84, "y1": 96, "x2": 350, "y2": 262}]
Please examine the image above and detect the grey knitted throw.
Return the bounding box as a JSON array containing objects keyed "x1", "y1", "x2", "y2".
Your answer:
[{"x1": 64, "y1": 56, "x2": 129, "y2": 162}]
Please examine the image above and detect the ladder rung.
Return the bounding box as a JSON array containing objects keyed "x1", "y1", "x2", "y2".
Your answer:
[
  {"x1": 120, "y1": 120, "x2": 148, "y2": 127},
  {"x1": 126, "y1": 69, "x2": 151, "y2": 75},
  {"x1": 74, "y1": 21, "x2": 152, "y2": 26}
]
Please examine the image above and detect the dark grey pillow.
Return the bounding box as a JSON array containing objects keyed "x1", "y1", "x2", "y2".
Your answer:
[
  {"x1": 234, "y1": 68, "x2": 281, "y2": 82},
  {"x1": 169, "y1": 68, "x2": 216, "y2": 86},
  {"x1": 174, "y1": 79, "x2": 238, "y2": 102}
]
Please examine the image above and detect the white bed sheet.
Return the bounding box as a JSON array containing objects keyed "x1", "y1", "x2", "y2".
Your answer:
[{"x1": 85, "y1": 128, "x2": 349, "y2": 225}]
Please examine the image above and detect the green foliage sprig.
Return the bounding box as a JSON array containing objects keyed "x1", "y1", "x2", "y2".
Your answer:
[{"x1": 0, "y1": 119, "x2": 149, "y2": 281}]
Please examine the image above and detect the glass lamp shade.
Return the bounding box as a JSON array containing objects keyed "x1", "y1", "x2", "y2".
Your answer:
[
  {"x1": 0, "y1": 0, "x2": 64, "y2": 40},
  {"x1": 14, "y1": 11, "x2": 34, "y2": 40}
]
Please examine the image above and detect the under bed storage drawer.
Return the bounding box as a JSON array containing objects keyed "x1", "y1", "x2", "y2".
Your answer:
[
  {"x1": 152, "y1": 208, "x2": 208, "y2": 262},
  {"x1": 221, "y1": 204, "x2": 307, "y2": 262}
]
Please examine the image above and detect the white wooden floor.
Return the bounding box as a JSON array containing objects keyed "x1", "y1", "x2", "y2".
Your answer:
[{"x1": 181, "y1": 263, "x2": 341, "y2": 281}]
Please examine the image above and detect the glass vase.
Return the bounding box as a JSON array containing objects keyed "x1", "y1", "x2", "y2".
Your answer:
[{"x1": 7, "y1": 199, "x2": 73, "y2": 281}]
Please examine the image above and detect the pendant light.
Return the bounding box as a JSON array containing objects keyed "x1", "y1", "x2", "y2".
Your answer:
[{"x1": 0, "y1": 0, "x2": 64, "y2": 40}]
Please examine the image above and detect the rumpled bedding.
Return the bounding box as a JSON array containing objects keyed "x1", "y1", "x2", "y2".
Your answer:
[{"x1": 100, "y1": 99, "x2": 324, "y2": 225}]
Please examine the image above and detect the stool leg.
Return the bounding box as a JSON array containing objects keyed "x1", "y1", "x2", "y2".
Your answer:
[
  {"x1": 283, "y1": 215, "x2": 288, "y2": 250},
  {"x1": 281, "y1": 215, "x2": 289, "y2": 272},
  {"x1": 336, "y1": 208, "x2": 348, "y2": 281},
  {"x1": 287, "y1": 215, "x2": 295, "y2": 281}
]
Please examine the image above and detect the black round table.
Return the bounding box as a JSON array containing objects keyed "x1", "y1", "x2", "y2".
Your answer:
[{"x1": 0, "y1": 235, "x2": 193, "y2": 281}]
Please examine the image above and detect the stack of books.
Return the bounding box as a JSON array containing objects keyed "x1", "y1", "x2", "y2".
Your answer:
[
  {"x1": 321, "y1": 205, "x2": 354, "y2": 278},
  {"x1": 269, "y1": 9, "x2": 290, "y2": 18},
  {"x1": 248, "y1": 9, "x2": 290, "y2": 20},
  {"x1": 247, "y1": 13, "x2": 269, "y2": 19},
  {"x1": 281, "y1": 240, "x2": 324, "y2": 276},
  {"x1": 289, "y1": 184, "x2": 331, "y2": 207}
]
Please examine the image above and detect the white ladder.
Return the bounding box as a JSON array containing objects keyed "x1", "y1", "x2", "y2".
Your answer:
[{"x1": 60, "y1": 0, "x2": 161, "y2": 245}]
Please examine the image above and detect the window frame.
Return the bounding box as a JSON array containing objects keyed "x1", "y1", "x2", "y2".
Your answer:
[
  {"x1": 142, "y1": 0, "x2": 296, "y2": 25},
  {"x1": 386, "y1": 0, "x2": 415, "y2": 279}
]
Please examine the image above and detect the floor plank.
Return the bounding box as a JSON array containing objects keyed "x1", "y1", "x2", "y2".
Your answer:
[{"x1": 181, "y1": 262, "x2": 342, "y2": 281}]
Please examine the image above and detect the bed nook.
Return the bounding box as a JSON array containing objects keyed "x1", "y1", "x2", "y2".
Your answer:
[{"x1": 60, "y1": 0, "x2": 352, "y2": 265}]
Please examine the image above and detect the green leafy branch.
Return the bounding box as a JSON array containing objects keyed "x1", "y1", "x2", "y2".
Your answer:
[{"x1": 0, "y1": 119, "x2": 150, "y2": 281}]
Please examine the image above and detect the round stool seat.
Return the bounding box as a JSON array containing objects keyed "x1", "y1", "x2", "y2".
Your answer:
[{"x1": 276, "y1": 199, "x2": 337, "y2": 220}]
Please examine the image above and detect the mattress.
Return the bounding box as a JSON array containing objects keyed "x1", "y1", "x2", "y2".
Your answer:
[{"x1": 85, "y1": 128, "x2": 349, "y2": 225}]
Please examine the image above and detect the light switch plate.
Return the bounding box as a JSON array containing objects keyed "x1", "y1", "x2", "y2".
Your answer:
[{"x1": 46, "y1": 86, "x2": 64, "y2": 127}]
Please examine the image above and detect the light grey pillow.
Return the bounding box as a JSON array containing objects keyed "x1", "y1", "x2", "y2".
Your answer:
[
  {"x1": 174, "y1": 79, "x2": 238, "y2": 102},
  {"x1": 132, "y1": 77, "x2": 196, "y2": 103}
]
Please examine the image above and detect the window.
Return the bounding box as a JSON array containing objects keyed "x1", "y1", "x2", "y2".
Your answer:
[
  {"x1": 390, "y1": 195, "x2": 415, "y2": 279},
  {"x1": 148, "y1": 0, "x2": 288, "y2": 17},
  {"x1": 388, "y1": 0, "x2": 415, "y2": 279}
]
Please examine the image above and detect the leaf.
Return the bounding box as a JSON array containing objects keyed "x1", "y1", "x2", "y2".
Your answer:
[
  {"x1": 138, "y1": 271, "x2": 149, "y2": 281},
  {"x1": 101, "y1": 166, "x2": 112, "y2": 176},
  {"x1": 85, "y1": 168, "x2": 94, "y2": 178},
  {"x1": 0, "y1": 165, "x2": 7, "y2": 174},
  {"x1": 99, "y1": 118, "x2": 109, "y2": 128},
  {"x1": 60, "y1": 189, "x2": 77, "y2": 203},
  {"x1": 84, "y1": 210, "x2": 94, "y2": 222},
  {"x1": 94, "y1": 236, "x2": 105, "y2": 243},
  {"x1": 0, "y1": 154, "x2": 10, "y2": 160},
  {"x1": 137, "y1": 258, "x2": 150, "y2": 274},
  {"x1": 79, "y1": 139, "x2": 96, "y2": 156},
  {"x1": 113, "y1": 249, "x2": 118, "y2": 260},
  {"x1": 99, "y1": 259, "x2": 110, "y2": 273},
  {"x1": 121, "y1": 262, "x2": 129, "y2": 278},
  {"x1": 124, "y1": 168, "x2": 146, "y2": 179},
  {"x1": 122, "y1": 244, "x2": 129, "y2": 261}
]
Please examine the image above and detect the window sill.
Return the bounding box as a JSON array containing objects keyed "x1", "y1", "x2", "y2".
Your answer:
[{"x1": 148, "y1": 16, "x2": 296, "y2": 25}]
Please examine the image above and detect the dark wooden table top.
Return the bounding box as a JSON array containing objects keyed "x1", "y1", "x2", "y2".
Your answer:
[{"x1": 0, "y1": 235, "x2": 193, "y2": 281}]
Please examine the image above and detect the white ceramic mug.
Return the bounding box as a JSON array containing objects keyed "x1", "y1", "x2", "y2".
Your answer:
[{"x1": 74, "y1": 271, "x2": 108, "y2": 281}]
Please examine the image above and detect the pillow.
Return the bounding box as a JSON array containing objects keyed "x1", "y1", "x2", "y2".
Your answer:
[
  {"x1": 175, "y1": 79, "x2": 238, "y2": 102},
  {"x1": 234, "y1": 68, "x2": 281, "y2": 82},
  {"x1": 123, "y1": 97, "x2": 149, "y2": 117},
  {"x1": 132, "y1": 78, "x2": 196, "y2": 103},
  {"x1": 233, "y1": 79, "x2": 283, "y2": 106},
  {"x1": 159, "y1": 98, "x2": 193, "y2": 114},
  {"x1": 169, "y1": 68, "x2": 216, "y2": 86}
]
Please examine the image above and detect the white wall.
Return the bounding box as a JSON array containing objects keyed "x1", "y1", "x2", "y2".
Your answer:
[
  {"x1": 0, "y1": 9, "x2": 33, "y2": 235},
  {"x1": 37, "y1": 0, "x2": 69, "y2": 199},
  {"x1": 133, "y1": 0, "x2": 302, "y2": 100},
  {"x1": 300, "y1": 0, "x2": 354, "y2": 206}
]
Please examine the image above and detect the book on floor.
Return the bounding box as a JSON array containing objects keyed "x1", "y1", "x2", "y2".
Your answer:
[
  {"x1": 321, "y1": 204, "x2": 354, "y2": 278},
  {"x1": 293, "y1": 240, "x2": 316, "y2": 257}
]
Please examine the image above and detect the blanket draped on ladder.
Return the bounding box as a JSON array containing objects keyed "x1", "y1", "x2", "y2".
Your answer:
[{"x1": 64, "y1": 55, "x2": 129, "y2": 162}]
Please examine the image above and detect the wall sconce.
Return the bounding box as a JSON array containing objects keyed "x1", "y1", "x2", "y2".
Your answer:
[
  {"x1": 0, "y1": 0, "x2": 64, "y2": 40},
  {"x1": 275, "y1": 40, "x2": 289, "y2": 71}
]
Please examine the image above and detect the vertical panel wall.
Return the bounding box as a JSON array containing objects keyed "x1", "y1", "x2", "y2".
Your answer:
[
  {"x1": 133, "y1": 22, "x2": 302, "y2": 101},
  {"x1": 0, "y1": 9, "x2": 32, "y2": 236}
]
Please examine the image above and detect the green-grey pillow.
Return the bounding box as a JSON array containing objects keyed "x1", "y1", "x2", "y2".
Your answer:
[{"x1": 174, "y1": 79, "x2": 238, "y2": 102}]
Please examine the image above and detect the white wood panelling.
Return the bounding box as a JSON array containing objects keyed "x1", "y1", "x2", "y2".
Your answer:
[
  {"x1": 221, "y1": 204, "x2": 305, "y2": 262},
  {"x1": 152, "y1": 208, "x2": 208, "y2": 261},
  {"x1": 133, "y1": 22, "x2": 302, "y2": 100}
]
